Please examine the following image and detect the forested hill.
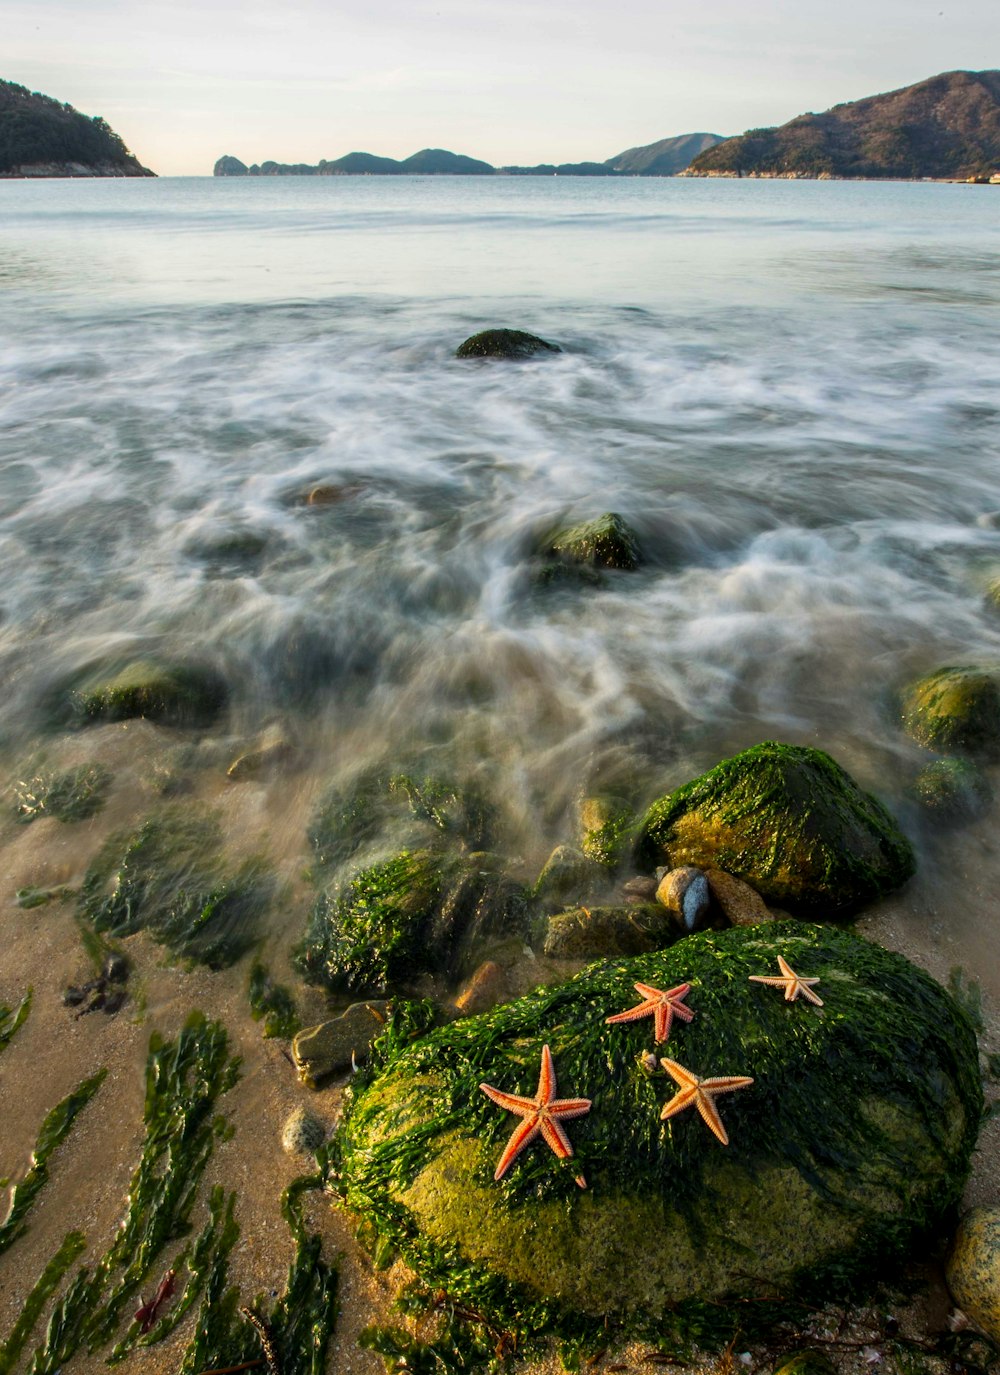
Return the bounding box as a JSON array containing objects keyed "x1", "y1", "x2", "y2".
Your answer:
[
  {"x1": 684, "y1": 70, "x2": 1000, "y2": 180},
  {"x1": 0, "y1": 80, "x2": 154, "y2": 177}
]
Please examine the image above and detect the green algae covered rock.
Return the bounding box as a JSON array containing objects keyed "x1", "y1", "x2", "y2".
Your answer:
[
  {"x1": 911, "y1": 757, "x2": 993, "y2": 824},
  {"x1": 579, "y1": 795, "x2": 635, "y2": 868},
  {"x1": 69, "y1": 658, "x2": 228, "y2": 728},
  {"x1": 297, "y1": 849, "x2": 529, "y2": 996},
  {"x1": 455, "y1": 329, "x2": 560, "y2": 360},
  {"x1": 543, "y1": 903, "x2": 673, "y2": 958},
  {"x1": 901, "y1": 666, "x2": 1000, "y2": 757},
  {"x1": 635, "y1": 742, "x2": 914, "y2": 918},
  {"x1": 338, "y1": 924, "x2": 984, "y2": 1342},
  {"x1": 335, "y1": 923, "x2": 981, "y2": 1341},
  {"x1": 548, "y1": 512, "x2": 641, "y2": 571}
]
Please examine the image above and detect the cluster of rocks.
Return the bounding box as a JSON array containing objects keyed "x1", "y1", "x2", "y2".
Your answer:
[{"x1": 902, "y1": 664, "x2": 999, "y2": 824}]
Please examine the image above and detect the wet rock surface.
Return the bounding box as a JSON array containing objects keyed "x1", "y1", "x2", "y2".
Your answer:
[
  {"x1": 292, "y1": 999, "x2": 390, "y2": 1086},
  {"x1": 901, "y1": 665, "x2": 1000, "y2": 757},
  {"x1": 455, "y1": 328, "x2": 560, "y2": 360},
  {"x1": 543, "y1": 902, "x2": 674, "y2": 958},
  {"x1": 947, "y1": 1206, "x2": 1000, "y2": 1342}
]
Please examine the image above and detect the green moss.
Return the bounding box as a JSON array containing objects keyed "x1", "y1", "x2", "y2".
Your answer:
[
  {"x1": 334, "y1": 923, "x2": 981, "y2": 1347},
  {"x1": 635, "y1": 741, "x2": 915, "y2": 917},
  {"x1": 547, "y1": 513, "x2": 641, "y2": 571},
  {"x1": 78, "y1": 805, "x2": 272, "y2": 968},
  {"x1": 901, "y1": 666, "x2": 1000, "y2": 757},
  {"x1": 579, "y1": 796, "x2": 635, "y2": 868},
  {"x1": 12, "y1": 764, "x2": 111, "y2": 824},
  {"x1": 911, "y1": 757, "x2": 993, "y2": 823},
  {"x1": 68, "y1": 658, "x2": 228, "y2": 728},
  {"x1": 248, "y1": 960, "x2": 300, "y2": 1039}
]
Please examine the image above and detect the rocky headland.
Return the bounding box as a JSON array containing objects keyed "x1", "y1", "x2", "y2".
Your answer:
[{"x1": 0, "y1": 79, "x2": 154, "y2": 177}]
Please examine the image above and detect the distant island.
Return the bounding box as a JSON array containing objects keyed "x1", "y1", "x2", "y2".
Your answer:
[
  {"x1": 213, "y1": 133, "x2": 725, "y2": 178},
  {"x1": 0, "y1": 80, "x2": 154, "y2": 178},
  {"x1": 683, "y1": 69, "x2": 1000, "y2": 180}
]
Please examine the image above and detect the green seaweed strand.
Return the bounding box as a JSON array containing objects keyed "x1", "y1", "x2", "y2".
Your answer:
[
  {"x1": 0, "y1": 1069, "x2": 106, "y2": 1255},
  {"x1": 0, "y1": 1231, "x2": 87, "y2": 1375},
  {"x1": 0, "y1": 988, "x2": 31, "y2": 1054},
  {"x1": 248, "y1": 960, "x2": 301, "y2": 1039}
]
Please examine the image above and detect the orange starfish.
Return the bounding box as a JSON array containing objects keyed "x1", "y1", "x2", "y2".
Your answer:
[
  {"x1": 748, "y1": 955, "x2": 823, "y2": 1006},
  {"x1": 659, "y1": 1057, "x2": 753, "y2": 1146},
  {"x1": 480, "y1": 1044, "x2": 591, "y2": 1188},
  {"x1": 605, "y1": 981, "x2": 694, "y2": 1043}
]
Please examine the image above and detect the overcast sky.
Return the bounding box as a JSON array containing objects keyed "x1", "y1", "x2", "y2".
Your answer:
[{"x1": 5, "y1": 0, "x2": 997, "y2": 174}]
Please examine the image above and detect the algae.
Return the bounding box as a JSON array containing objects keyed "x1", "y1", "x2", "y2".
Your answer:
[
  {"x1": 635, "y1": 741, "x2": 915, "y2": 917},
  {"x1": 12, "y1": 764, "x2": 111, "y2": 824},
  {"x1": 68, "y1": 658, "x2": 228, "y2": 728},
  {"x1": 547, "y1": 512, "x2": 641, "y2": 571},
  {"x1": 248, "y1": 960, "x2": 301, "y2": 1039},
  {"x1": 0, "y1": 1231, "x2": 86, "y2": 1375},
  {"x1": 579, "y1": 795, "x2": 635, "y2": 868},
  {"x1": 334, "y1": 923, "x2": 981, "y2": 1348},
  {"x1": 911, "y1": 756, "x2": 993, "y2": 823},
  {"x1": 455, "y1": 329, "x2": 560, "y2": 360},
  {"x1": 78, "y1": 805, "x2": 272, "y2": 967},
  {"x1": 0, "y1": 988, "x2": 31, "y2": 1053},
  {"x1": 901, "y1": 666, "x2": 1000, "y2": 757}
]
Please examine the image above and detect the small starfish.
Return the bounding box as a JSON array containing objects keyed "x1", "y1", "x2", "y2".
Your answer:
[
  {"x1": 605, "y1": 981, "x2": 694, "y2": 1043},
  {"x1": 480, "y1": 1044, "x2": 591, "y2": 1188},
  {"x1": 659, "y1": 1057, "x2": 753, "y2": 1146},
  {"x1": 749, "y1": 955, "x2": 823, "y2": 1005}
]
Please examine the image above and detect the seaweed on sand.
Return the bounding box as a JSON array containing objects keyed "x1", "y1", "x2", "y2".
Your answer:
[
  {"x1": 0, "y1": 988, "x2": 31, "y2": 1053},
  {"x1": 12, "y1": 764, "x2": 111, "y2": 824},
  {"x1": 248, "y1": 959, "x2": 301, "y2": 1039}
]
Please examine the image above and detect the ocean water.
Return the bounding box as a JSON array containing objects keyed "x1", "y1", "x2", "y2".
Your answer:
[{"x1": 1, "y1": 175, "x2": 1000, "y2": 994}]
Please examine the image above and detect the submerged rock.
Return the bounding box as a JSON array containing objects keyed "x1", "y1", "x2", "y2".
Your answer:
[
  {"x1": 543, "y1": 902, "x2": 674, "y2": 958},
  {"x1": 911, "y1": 756, "x2": 993, "y2": 824},
  {"x1": 533, "y1": 844, "x2": 605, "y2": 910},
  {"x1": 68, "y1": 658, "x2": 228, "y2": 729},
  {"x1": 636, "y1": 741, "x2": 915, "y2": 918},
  {"x1": 453, "y1": 961, "x2": 508, "y2": 1017},
  {"x1": 336, "y1": 923, "x2": 981, "y2": 1337},
  {"x1": 455, "y1": 328, "x2": 560, "y2": 360},
  {"x1": 947, "y1": 1206, "x2": 1000, "y2": 1342},
  {"x1": 293, "y1": 1001, "x2": 389, "y2": 1086},
  {"x1": 579, "y1": 794, "x2": 635, "y2": 867},
  {"x1": 547, "y1": 512, "x2": 641, "y2": 571},
  {"x1": 901, "y1": 666, "x2": 1000, "y2": 757},
  {"x1": 227, "y1": 721, "x2": 297, "y2": 781}
]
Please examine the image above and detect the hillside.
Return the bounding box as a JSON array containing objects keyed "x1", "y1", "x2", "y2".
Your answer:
[
  {"x1": 0, "y1": 79, "x2": 153, "y2": 177},
  {"x1": 606, "y1": 131, "x2": 725, "y2": 175},
  {"x1": 685, "y1": 70, "x2": 1000, "y2": 179}
]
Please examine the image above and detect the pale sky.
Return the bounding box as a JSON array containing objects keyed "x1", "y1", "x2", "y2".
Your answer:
[{"x1": 5, "y1": 0, "x2": 997, "y2": 175}]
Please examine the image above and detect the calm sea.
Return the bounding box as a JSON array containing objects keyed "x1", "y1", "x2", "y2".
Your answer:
[{"x1": 1, "y1": 175, "x2": 999, "y2": 993}]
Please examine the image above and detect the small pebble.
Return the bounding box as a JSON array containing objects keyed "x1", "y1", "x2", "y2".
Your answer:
[{"x1": 281, "y1": 1105, "x2": 326, "y2": 1157}]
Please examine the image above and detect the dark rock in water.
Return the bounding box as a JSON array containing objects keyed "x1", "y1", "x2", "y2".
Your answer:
[
  {"x1": 547, "y1": 512, "x2": 641, "y2": 571},
  {"x1": 901, "y1": 665, "x2": 1000, "y2": 757},
  {"x1": 227, "y1": 721, "x2": 297, "y2": 781},
  {"x1": 452, "y1": 960, "x2": 508, "y2": 1016},
  {"x1": 636, "y1": 741, "x2": 915, "y2": 918},
  {"x1": 293, "y1": 1001, "x2": 390, "y2": 1086},
  {"x1": 68, "y1": 658, "x2": 228, "y2": 729},
  {"x1": 533, "y1": 844, "x2": 605, "y2": 910},
  {"x1": 336, "y1": 923, "x2": 982, "y2": 1337},
  {"x1": 911, "y1": 756, "x2": 993, "y2": 824},
  {"x1": 455, "y1": 329, "x2": 560, "y2": 360},
  {"x1": 543, "y1": 902, "x2": 673, "y2": 958},
  {"x1": 297, "y1": 848, "x2": 529, "y2": 996},
  {"x1": 655, "y1": 866, "x2": 711, "y2": 932}
]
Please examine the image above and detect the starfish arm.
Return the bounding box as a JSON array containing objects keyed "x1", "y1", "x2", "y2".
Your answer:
[
  {"x1": 659, "y1": 1084, "x2": 697, "y2": 1120},
  {"x1": 659, "y1": 1057, "x2": 699, "y2": 1090},
  {"x1": 480, "y1": 1083, "x2": 539, "y2": 1115},
  {"x1": 493, "y1": 1117, "x2": 541, "y2": 1180},
  {"x1": 537, "y1": 1044, "x2": 555, "y2": 1102},
  {"x1": 748, "y1": 974, "x2": 790, "y2": 988},
  {"x1": 548, "y1": 1096, "x2": 592, "y2": 1119},
  {"x1": 776, "y1": 956, "x2": 795, "y2": 977},
  {"x1": 605, "y1": 997, "x2": 657, "y2": 1026},
  {"x1": 694, "y1": 1091, "x2": 730, "y2": 1144},
  {"x1": 703, "y1": 1075, "x2": 755, "y2": 1093},
  {"x1": 540, "y1": 1116, "x2": 575, "y2": 1159},
  {"x1": 798, "y1": 984, "x2": 824, "y2": 1006}
]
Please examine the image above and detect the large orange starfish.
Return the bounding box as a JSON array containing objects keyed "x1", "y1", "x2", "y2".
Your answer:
[
  {"x1": 479, "y1": 1044, "x2": 591, "y2": 1188},
  {"x1": 748, "y1": 955, "x2": 823, "y2": 1005},
  {"x1": 605, "y1": 981, "x2": 694, "y2": 1043},
  {"x1": 659, "y1": 1057, "x2": 753, "y2": 1146}
]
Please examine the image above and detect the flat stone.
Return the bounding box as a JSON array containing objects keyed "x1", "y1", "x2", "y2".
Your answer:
[
  {"x1": 533, "y1": 844, "x2": 604, "y2": 909},
  {"x1": 292, "y1": 1000, "x2": 389, "y2": 1087},
  {"x1": 705, "y1": 868, "x2": 773, "y2": 926},
  {"x1": 947, "y1": 1206, "x2": 1000, "y2": 1341},
  {"x1": 544, "y1": 903, "x2": 674, "y2": 959}
]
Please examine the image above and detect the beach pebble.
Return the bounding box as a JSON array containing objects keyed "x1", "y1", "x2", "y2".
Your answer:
[
  {"x1": 655, "y1": 866, "x2": 711, "y2": 932},
  {"x1": 706, "y1": 868, "x2": 773, "y2": 926},
  {"x1": 622, "y1": 875, "x2": 658, "y2": 901},
  {"x1": 281, "y1": 1105, "x2": 326, "y2": 1157},
  {"x1": 947, "y1": 1206, "x2": 1000, "y2": 1341}
]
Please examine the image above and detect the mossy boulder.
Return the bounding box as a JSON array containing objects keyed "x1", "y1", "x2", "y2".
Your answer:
[
  {"x1": 579, "y1": 795, "x2": 635, "y2": 867},
  {"x1": 547, "y1": 513, "x2": 641, "y2": 571},
  {"x1": 69, "y1": 658, "x2": 228, "y2": 728},
  {"x1": 336, "y1": 923, "x2": 981, "y2": 1340},
  {"x1": 455, "y1": 329, "x2": 560, "y2": 360},
  {"x1": 901, "y1": 666, "x2": 1000, "y2": 757},
  {"x1": 533, "y1": 845, "x2": 605, "y2": 910},
  {"x1": 297, "y1": 849, "x2": 528, "y2": 996},
  {"x1": 635, "y1": 742, "x2": 915, "y2": 918},
  {"x1": 911, "y1": 757, "x2": 993, "y2": 824}
]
